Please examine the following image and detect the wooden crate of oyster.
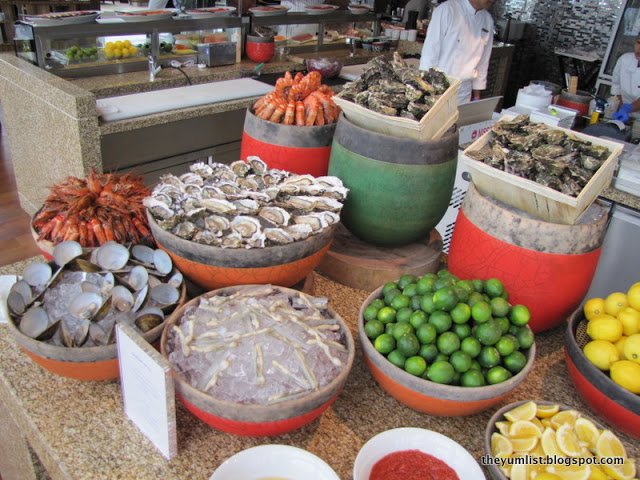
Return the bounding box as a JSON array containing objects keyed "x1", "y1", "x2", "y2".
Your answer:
[{"x1": 461, "y1": 114, "x2": 623, "y2": 225}]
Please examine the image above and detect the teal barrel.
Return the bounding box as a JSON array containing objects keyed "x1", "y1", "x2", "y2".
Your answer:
[{"x1": 328, "y1": 114, "x2": 458, "y2": 246}]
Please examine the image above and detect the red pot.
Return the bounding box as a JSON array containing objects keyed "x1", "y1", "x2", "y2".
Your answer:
[{"x1": 246, "y1": 35, "x2": 275, "y2": 63}]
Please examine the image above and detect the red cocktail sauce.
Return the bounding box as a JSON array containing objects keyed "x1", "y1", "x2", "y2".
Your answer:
[{"x1": 369, "y1": 449, "x2": 460, "y2": 480}]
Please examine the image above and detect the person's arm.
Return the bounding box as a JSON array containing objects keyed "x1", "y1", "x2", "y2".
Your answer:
[
  {"x1": 419, "y1": 4, "x2": 448, "y2": 70},
  {"x1": 471, "y1": 18, "x2": 494, "y2": 96},
  {"x1": 611, "y1": 55, "x2": 623, "y2": 98}
]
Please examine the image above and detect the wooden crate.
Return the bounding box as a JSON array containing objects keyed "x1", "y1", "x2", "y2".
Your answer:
[
  {"x1": 333, "y1": 75, "x2": 460, "y2": 141},
  {"x1": 461, "y1": 116, "x2": 623, "y2": 225}
]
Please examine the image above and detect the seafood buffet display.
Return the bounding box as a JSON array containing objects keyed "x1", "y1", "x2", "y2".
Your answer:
[
  {"x1": 465, "y1": 115, "x2": 612, "y2": 197},
  {"x1": 336, "y1": 52, "x2": 451, "y2": 120},
  {"x1": 251, "y1": 71, "x2": 340, "y2": 126},
  {"x1": 32, "y1": 171, "x2": 152, "y2": 247},
  {"x1": 6, "y1": 240, "x2": 184, "y2": 348},
  {"x1": 144, "y1": 157, "x2": 347, "y2": 248},
  {"x1": 165, "y1": 285, "x2": 350, "y2": 404}
]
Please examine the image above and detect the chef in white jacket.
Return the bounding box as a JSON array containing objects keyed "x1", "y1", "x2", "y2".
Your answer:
[
  {"x1": 419, "y1": 0, "x2": 495, "y2": 105},
  {"x1": 611, "y1": 33, "x2": 640, "y2": 122}
]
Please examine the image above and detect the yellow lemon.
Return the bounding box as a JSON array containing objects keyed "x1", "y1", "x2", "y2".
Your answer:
[
  {"x1": 510, "y1": 436, "x2": 539, "y2": 452},
  {"x1": 123, "y1": 39, "x2": 132, "y2": 47},
  {"x1": 115, "y1": 40, "x2": 123, "y2": 48},
  {"x1": 510, "y1": 463, "x2": 531, "y2": 480},
  {"x1": 530, "y1": 442, "x2": 546, "y2": 457},
  {"x1": 548, "y1": 464, "x2": 591, "y2": 480},
  {"x1": 574, "y1": 418, "x2": 600, "y2": 452},
  {"x1": 618, "y1": 307, "x2": 640, "y2": 336},
  {"x1": 627, "y1": 282, "x2": 640, "y2": 310},
  {"x1": 556, "y1": 423, "x2": 583, "y2": 457},
  {"x1": 587, "y1": 315, "x2": 624, "y2": 342},
  {"x1": 541, "y1": 418, "x2": 552, "y2": 428},
  {"x1": 605, "y1": 292, "x2": 629, "y2": 317},
  {"x1": 550, "y1": 410, "x2": 580, "y2": 430},
  {"x1": 104, "y1": 50, "x2": 114, "y2": 60},
  {"x1": 112, "y1": 48, "x2": 122, "y2": 59},
  {"x1": 584, "y1": 298, "x2": 606, "y2": 321},
  {"x1": 615, "y1": 336, "x2": 628, "y2": 359},
  {"x1": 596, "y1": 429, "x2": 627, "y2": 460},
  {"x1": 583, "y1": 340, "x2": 620, "y2": 370},
  {"x1": 542, "y1": 426, "x2": 563, "y2": 456},
  {"x1": 128, "y1": 46, "x2": 138, "y2": 56},
  {"x1": 602, "y1": 459, "x2": 636, "y2": 480},
  {"x1": 537, "y1": 403, "x2": 560, "y2": 418},
  {"x1": 610, "y1": 360, "x2": 640, "y2": 393},
  {"x1": 495, "y1": 420, "x2": 510, "y2": 436},
  {"x1": 623, "y1": 333, "x2": 640, "y2": 363},
  {"x1": 510, "y1": 420, "x2": 542, "y2": 438},
  {"x1": 536, "y1": 474, "x2": 563, "y2": 480},
  {"x1": 504, "y1": 401, "x2": 537, "y2": 422},
  {"x1": 531, "y1": 416, "x2": 545, "y2": 434},
  {"x1": 491, "y1": 432, "x2": 513, "y2": 458},
  {"x1": 587, "y1": 464, "x2": 608, "y2": 480}
]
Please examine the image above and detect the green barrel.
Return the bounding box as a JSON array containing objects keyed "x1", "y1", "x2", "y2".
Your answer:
[{"x1": 328, "y1": 114, "x2": 458, "y2": 246}]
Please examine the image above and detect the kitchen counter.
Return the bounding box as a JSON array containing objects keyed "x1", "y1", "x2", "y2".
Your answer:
[{"x1": 0, "y1": 260, "x2": 638, "y2": 480}]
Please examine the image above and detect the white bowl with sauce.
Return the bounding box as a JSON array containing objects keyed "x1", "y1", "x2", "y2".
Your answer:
[
  {"x1": 353, "y1": 428, "x2": 485, "y2": 480},
  {"x1": 210, "y1": 445, "x2": 340, "y2": 480}
]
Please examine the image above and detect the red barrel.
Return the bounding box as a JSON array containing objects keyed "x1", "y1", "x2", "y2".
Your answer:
[
  {"x1": 448, "y1": 184, "x2": 609, "y2": 333},
  {"x1": 240, "y1": 108, "x2": 336, "y2": 177},
  {"x1": 557, "y1": 89, "x2": 591, "y2": 116}
]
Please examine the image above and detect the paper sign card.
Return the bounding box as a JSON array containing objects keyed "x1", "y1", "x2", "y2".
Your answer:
[{"x1": 116, "y1": 323, "x2": 177, "y2": 460}]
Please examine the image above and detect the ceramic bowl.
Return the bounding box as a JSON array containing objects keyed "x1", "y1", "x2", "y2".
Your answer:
[
  {"x1": 161, "y1": 285, "x2": 355, "y2": 436},
  {"x1": 246, "y1": 34, "x2": 275, "y2": 63},
  {"x1": 210, "y1": 445, "x2": 340, "y2": 480},
  {"x1": 353, "y1": 427, "x2": 485, "y2": 480},
  {"x1": 306, "y1": 57, "x2": 343, "y2": 79},
  {"x1": 358, "y1": 286, "x2": 536, "y2": 416},
  {"x1": 565, "y1": 309, "x2": 640, "y2": 439}
]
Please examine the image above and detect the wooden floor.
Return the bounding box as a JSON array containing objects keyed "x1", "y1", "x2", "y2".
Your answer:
[{"x1": 0, "y1": 124, "x2": 41, "y2": 267}]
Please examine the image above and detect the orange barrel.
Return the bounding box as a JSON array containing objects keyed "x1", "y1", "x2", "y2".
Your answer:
[
  {"x1": 557, "y1": 89, "x2": 591, "y2": 116},
  {"x1": 448, "y1": 184, "x2": 609, "y2": 333},
  {"x1": 240, "y1": 108, "x2": 336, "y2": 177}
]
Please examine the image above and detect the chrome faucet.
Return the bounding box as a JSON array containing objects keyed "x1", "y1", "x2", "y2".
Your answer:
[{"x1": 148, "y1": 54, "x2": 161, "y2": 82}]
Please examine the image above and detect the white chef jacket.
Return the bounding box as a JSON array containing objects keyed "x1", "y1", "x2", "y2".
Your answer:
[
  {"x1": 419, "y1": 0, "x2": 494, "y2": 104},
  {"x1": 611, "y1": 52, "x2": 640, "y2": 104}
]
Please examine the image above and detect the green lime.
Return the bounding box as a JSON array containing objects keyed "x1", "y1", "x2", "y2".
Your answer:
[
  {"x1": 450, "y1": 350, "x2": 472, "y2": 373},
  {"x1": 411, "y1": 295, "x2": 423, "y2": 310},
  {"x1": 486, "y1": 366, "x2": 512, "y2": 385},
  {"x1": 397, "y1": 274, "x2": 417, "y2": 290},
  {"x1": 456, "y1": 279, "x2": 475, "y2": 294},
  {"x1": 471, "y1": 301, "x2": 492, "y2": 324},
  {"x1": 475, "y1": 319, "x2": 502, "y2": 346},
  {"x1": 364, "y1": 320, "x2": 384, "y2": 339},
  {"x1": 404, "y1": 356, "x2": 427, "y2": 377},
  {"x1": 374, "y1": 333, "x2": 395, "y2": 354},
  {"x1": 461, "y1": 336, "x2": 482, "y2": 358},
  {"x1": 515, "y1": 325, "x2": 534, "y2": 349},
  {"x1": 452, "y1": 371, "x2": 461, "y2": 385},
  {"x1": 461, "y1": 369, "x2": 486, "y2": 387},
  {"x1": 437, "y1": 331, "x2": 460, "y2": 355},
  {"x1": 478, "y1": 346, "x2": 501, "y2": 368},
  {"x1": 429, "y1": 311, "x2": 452, "y2": 333},
  {"x1": 469, "y1": 359, "x2": 482, "y2": 371},
  {"x1": 504, "y1": 351, "x2": 528, "y2": 373},
  {"x1": 432, "y1": 287, "x2": 458, "y2": 311},
  {"x1": 384, "y1": 288, "x2": 402, "y2": 305},
  {"x1": 390, "y1": 294, "x2": 411, "y2": 310},
  {"x1": 382, "y1": 281, "x2": 399, "y2": 296},
  {"x1": 509, "y1": 324, "x2": 520, "y2": 336},
  {"x1": 495, "y1": 317, "x2": 511, "y2": 335},
  {"x1": 468, "y1": 291, "x2": 485, "y2": 307},
  {"x1": 409, "y1": 310, "x2": 428, "y2": 329},
  {"x1": 484, "y1": 278, "x2": 505, "y2": 298},
  {"x1": 427, "y1": 360, "x2": 455, "y2": 384},
  {"x1": 363, "y1": 304, "x2": 380, "y2": 322},
  {"x1": 453, "y1": 286, "x2": 470, "y2": 303},
  {"x1": 387, "y1": 349, "x2": 406, "y2": 369},
  {"x1": 496, "y1": 335, "x2": 519, "y2": 356},
  {"x1": 385, "y1": 322, "x2": 396, "y2": 335},
  {"x1": 490, "y1": 297, "x2": 510, "y2": 317},
  {"x1": 434, "y1": 277, "x2": 455, "y2": 291},
  {"x1": 452, "y1": 323, "x2": 472, "y2": 340},
  {"x1": 435, "y1": 353, "x2": 449, "y2": 362},
  {"x1": 471, "y1": 279, "x2": 484, "y2": 293},
  {"x1": 510, "y1": 305, "x2": 531, "y2": 326},
  {"x1": 402, "y1": 283, "x2": 418, "y2": 298},
  {"x1": 451, "y1": 303, "x2": 471, "y2": 324},
  {"x1": 436, "y1": 268, "x2": 452, "y2": 278},
  {"x1": 419, "y1": 295, "x2": 436, "y2": 314},
  {"x1": 416, "y1": 276, "x2": 435, "y2": 295},
  {"x1": 377, "y1": 306, "x2": 397, "y2": 324},
  {"x1": 396, "y1": 307, "x2": 413, "y2": 324},
  {"x1": 397, "y1": 333, "x2": 421, "y2": 357},
  {"x1": 392, "y1": 322, "x2": 415, "y2": 340},
  {"x1": 419, "y1": 343, "x2": 438, "y2": 362},
  {"x1": 371, "y1": 299, "x2": 385, "y2": 310},
  {"x1": 416, "y1": 323, "x2": 437, "y2": 344}
]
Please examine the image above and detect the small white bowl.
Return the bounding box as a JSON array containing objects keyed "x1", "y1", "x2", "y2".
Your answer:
[
  {"x1": 210, "y1": 445, "x2": 340, "y2": 480},
  {"x1": 353, "y1": 428, "x2": 485, "y2": 480}
]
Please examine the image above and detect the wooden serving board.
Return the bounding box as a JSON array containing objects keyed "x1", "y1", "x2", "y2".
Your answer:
[{"x1": 317, "y1": 223, "x2": 442, "y2": 292}]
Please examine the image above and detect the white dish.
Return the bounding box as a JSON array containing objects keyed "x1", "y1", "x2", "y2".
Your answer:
[
  {"x1": 25, "y1": 11, "x2": 99, "y2": 26},
  {"x1": 249, "y1": 5, "x2": 290, "y2": 16},
  {"x1": 115, "y1": 9, "x2": 176, "y2": 22},
  {"x1": 305, "y1": 4, "x2": 340, "y2": 14},
  {"x1": 348, "y1": 5, "x2": 370, "y2": 14},
  {"x1": 353, "y1": 428, "x2": 485, "y2": 480},
  {"x1": 181, "y1": 6, "x2": 236, "y2": 18},
  {"x1": 210, "y1": 445, "x2": 340, "y2": 480}
]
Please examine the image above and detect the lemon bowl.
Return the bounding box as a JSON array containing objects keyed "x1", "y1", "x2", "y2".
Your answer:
[
  {"x1": 483, "y1": 400, "x2": 636, "y2": 480},
  {"x1": 564, "y1": 309, "x2": 640, "y2": 439}
]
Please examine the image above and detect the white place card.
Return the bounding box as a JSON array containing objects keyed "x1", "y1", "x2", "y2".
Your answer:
[{"x1": 116, "y1": 323, "x2": 177, "y2": 460}]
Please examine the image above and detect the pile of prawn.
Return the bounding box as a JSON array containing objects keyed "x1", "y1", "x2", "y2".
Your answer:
[{"x1": 252, "y1": 71, "x2": 340, "y2": 126}]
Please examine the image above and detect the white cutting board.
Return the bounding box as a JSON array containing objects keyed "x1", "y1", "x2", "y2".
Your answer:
[{"x1": 97, "y1": 78, "x2": 273, "y2": 122}]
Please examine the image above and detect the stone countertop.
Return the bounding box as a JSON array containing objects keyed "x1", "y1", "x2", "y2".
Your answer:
[
  {"x1": 0, "y1": 261, "x2": 638, "y2": 480},
  {"x1": 601, "y1": 186, "x2": 640, "y2": 211}
]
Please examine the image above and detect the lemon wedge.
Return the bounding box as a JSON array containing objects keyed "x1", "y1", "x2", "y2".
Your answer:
[
  {"x1": 510, "y1": 463, "x2": 530, "y2": 480},
  {"x1": 556, "y1": 423, "x2": 583, "y2": 457},
  {"x1": 510, "y1": 420, "x2": 542, "y2": 438},
  {"x1": 596, "y1": 430, "x2": 628, "y2": 460},
  {"x1": 495, "y1": 421, "x2": 511, "y2": 436},
  {"x1": 505, "y1": 401, "x2": 537, "y2": 422},
  {"x1": 542, "y1": 426, "x2": 562, "y2": 456},
  {"x1": 550, "y1": 409, "x2": 580, "y2": 430},
  {"x1": 491, "y1": 432, "x2": 513, "y2": 458},
  {"x1": 510, "y1": 435, "x2": 539, "y2": 452},
  {"x1": 537, "y1": 403, "x2": 561, "y2": 418},
  {"x1": 574, "y1": 418, "x2": 600, "y2": 452},
  {"x1": 588, "y1": 464, "x2": 609, "y2": 480},
  {"x1": 602, "y1": 459, "x2": 636, "y2": 480},
  {"x1": 548, "y1": 464, "x2": 591, "y2": 480}
]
